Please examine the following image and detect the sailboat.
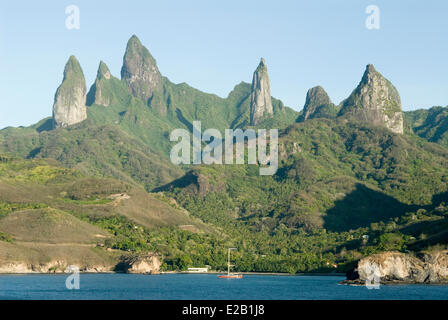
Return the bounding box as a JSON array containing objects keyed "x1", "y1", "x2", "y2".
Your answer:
[{"x1": 218, "y1": 248, "x2": 243, "y2": 279}]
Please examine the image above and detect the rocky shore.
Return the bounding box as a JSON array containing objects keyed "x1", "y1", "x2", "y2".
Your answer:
[
  {"x1": 0, "y1": 253, "x2": 161, "y2": 275},
  {"x1": 342, "y1": 250, "x2": 448, "y2": 285}
]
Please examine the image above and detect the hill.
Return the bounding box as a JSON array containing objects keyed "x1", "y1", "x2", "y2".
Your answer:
[{"x1": 0, "y1": 155, "x2": 223, "y2": 272}]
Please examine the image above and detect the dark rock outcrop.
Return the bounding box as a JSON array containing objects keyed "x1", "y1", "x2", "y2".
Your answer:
[
  {"x1": 121, "y1": 35, "x2": 162, "y2": 105},
  {"x1": 339, "y1": 64, "x2": 403, "y2": 134},
  {"x1": 297, "y1": 86, "x2": 337, "y2": 122},
  {"x1": 52, "y1": 56, "x2": 87, "y2": 128}
]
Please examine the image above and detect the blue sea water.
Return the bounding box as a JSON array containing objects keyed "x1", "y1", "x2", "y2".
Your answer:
[{"x1": 0, "y1": 274, "x2": 447, "y2": 300}]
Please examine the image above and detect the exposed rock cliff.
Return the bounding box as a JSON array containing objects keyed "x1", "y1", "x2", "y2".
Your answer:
[
  {"x1": 120, "y1": 253, "x2": 161, "y2": 274},
  {"x1": 250, "y1": 58, "x2": 273, "y2": 125},
  {"x1": 0, "y1": 260, "x2": 115, "y2": 274},
  {"x1": 344, "y1": 250, "x2": 448, "y2": 284},
  {"x1": 297, "y1": 86, "x2": 338, "y2": 122},
  {"x1": 52, "y1": 56, "x2": 87, "y2": 128},
  {"x1": 0, "y1": 252, "x2": 163, "y2": 274},
  {"x1": 339, "y1": 64, "x2": 403, "y2": 134},
  {"x1": 121, "y1": 35, "x2": 162, "y2": 105}
]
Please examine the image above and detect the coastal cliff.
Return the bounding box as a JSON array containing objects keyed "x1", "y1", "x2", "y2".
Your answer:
[
  {"x1": 0, "y1": 252, "x2": 161, "y2": 274},
  {"x1": 0, "y1": 262, "x2": 113, "y2": 274},
  {"x1": 344, "y1": 250, "x2": 448, "y2": 284},
  {"x1": 119, "y1": 253, "x2": 162, "y2": 274}
]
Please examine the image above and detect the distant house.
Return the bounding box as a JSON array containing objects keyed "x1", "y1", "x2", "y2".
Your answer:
[{"x1": 187, "y1": 267, "x2": 208, "y2": 273}]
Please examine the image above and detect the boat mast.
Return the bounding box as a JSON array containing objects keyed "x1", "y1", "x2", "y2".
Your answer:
[
  {"x1": 227, "y1": 248, "x2": 237, "y2": 275},
  {"x1": 227, "y1": 248, "x2": 230, "y2": 275}
]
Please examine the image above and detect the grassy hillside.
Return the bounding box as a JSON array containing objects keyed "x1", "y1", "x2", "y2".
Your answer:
[{"x1": 0, "y1": 155, "x2": 227, "y2": 271}]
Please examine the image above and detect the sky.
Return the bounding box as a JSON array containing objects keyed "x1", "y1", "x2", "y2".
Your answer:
[{"x1": 0, "y1": 0, "x2": 447, "y2": 129}]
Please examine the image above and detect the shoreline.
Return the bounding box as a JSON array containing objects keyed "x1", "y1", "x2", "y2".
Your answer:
[
  {"x1": 169, "y1": 271, "x2": 346, "y2": 276},
  {"x1": 0, "y1": 271, "x2": 346, "y2": 276},
  {"x1": 339, "y1": 279, "x2": 448, "y2": 286},
  {"x1": 2, "y1": 272, "x2": 448, "y2": 285}
]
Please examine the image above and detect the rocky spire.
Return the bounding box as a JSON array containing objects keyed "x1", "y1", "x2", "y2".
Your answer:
[
  {"x1": 121, "y1": 35, "x2": 162, "y2": 105},
  {"x1": 52, "y1": 55, "x2": 87, "y2": 128},
  {"x1": 339, "y1": 64, "x2": 403, "y2": 134},
  {"x1": 298, "y1": 86, "x2": 332, "y2": 122},
  {"x1": 250, "y1": 58, "x2": 273, "y2": 125},
  {"x1": 97, "y1": 60, "x2": 111, "y2": 80},
  {"x1": 86, "y1": 61, "x2": 114, "y2": 107}
]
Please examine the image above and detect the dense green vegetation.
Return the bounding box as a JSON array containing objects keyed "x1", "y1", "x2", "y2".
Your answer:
[
  {"x1": 0, "y1": 75, "x2": 297, "y2": 193},
  {"x1": 153, "y1": 117, "x2": 448, "y2": 272},
  {"x1": 405, "y1": 105, "x2": 448, "y2": 147},
  {"x1": 2, "y1": 112, "x2": 448, "y2": 273}
]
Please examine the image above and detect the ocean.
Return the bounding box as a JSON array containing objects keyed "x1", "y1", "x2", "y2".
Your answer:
[{"x1": 0, "y1": 274, "x2": 447, "y2": 300}]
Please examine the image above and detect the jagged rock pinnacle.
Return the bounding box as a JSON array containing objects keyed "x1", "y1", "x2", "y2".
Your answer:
[
  {"x1": 86, "y1": 61, "x2": 114, "y2": 107},
  {"x1": 298, "y1": 86, "x2": 332, "y2": 122},
  {"x1": 52, "y1": 55, "x2": 87, "y2": 128},
  {"x1": 121, "y1": 35, "x2": 162, "y2": 104},
  {"x1": 339, "y1": 64, "x2": 403, "y2": 134},
  {"x1": 97, "y1": 61, "x2": 111, "y2": 80},
  {"x1": 250, "y1": 58, "x2": 273, "y2": 125}
]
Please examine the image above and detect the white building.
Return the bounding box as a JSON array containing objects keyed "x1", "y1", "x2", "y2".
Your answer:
[{"x1": 187, "y1": 267, "x2": 208, "y2": 273}]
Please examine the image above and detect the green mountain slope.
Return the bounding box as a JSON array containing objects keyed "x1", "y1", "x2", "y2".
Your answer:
[
  {"x1": 0, "y1": 36, "x2": 298, "y2": 191},
  {"x1": 404, "y1": 106, "x2": 448, "y2": 147},
  {"x1": 154, "y1": 117, "x2": 448, "y2": 272},
  {"x1": 162, "y1": 118, "x2": 448, "y2": 229}
]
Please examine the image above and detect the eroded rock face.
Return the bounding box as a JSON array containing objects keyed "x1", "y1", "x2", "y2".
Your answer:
[
  {"x1": 422, "y1": 250, "x2": 448, "y2": 282},
  {"x1": 339, "y1": 64, "x2": 403, "y2": 134},
  {"x1": 0, "y1": 261, "x2": 113, "y2": 273},
  {"x1": 52, "y1": 56, "x2": 87, "y2": 128},
  {"x1": 298, "y1": 86, "x2": 335, "y2": 122},
  {"x1": 349, "y1": 250, "x2": 448, "y2": 284},
  {"x1": 357, "y1": 252, "x2": 424, "y2": 282},
  {"x1": 121, "y1": 253, "x2": 161, "y2": 274},
  {"x1": 121, "y1": 35, "x2": 162, "y2": 104},
  {"x1": 250, "y1": 58, "x2": 273, "y2": 125}
]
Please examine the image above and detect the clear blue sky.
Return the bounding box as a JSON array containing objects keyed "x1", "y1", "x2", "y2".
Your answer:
[{"x1": 1, "y1": 0, "x2": 447, "y2": 129}]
